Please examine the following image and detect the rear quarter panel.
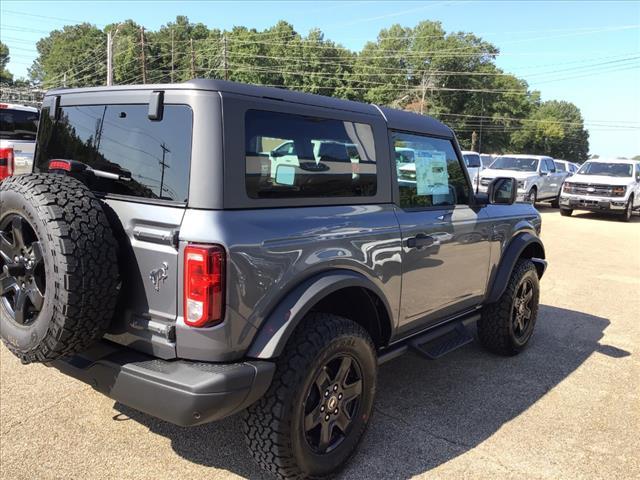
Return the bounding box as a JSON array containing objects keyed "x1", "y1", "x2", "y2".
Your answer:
[{"x1": 176, "y1": 205, "x2": 402, "y2": 361}]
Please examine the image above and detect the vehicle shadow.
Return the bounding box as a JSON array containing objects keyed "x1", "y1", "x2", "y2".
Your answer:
[
  {"x1": 567, "y1": 211, "x2": 640, "y2": 223},
  {"x1": 115, "y1": 305, "x2": 628, "y2": 479}
]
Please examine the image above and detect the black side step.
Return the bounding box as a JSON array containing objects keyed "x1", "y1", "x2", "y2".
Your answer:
[
  {"x1": 409, "y1": 323, "x2": 474, "y2": 359},
  {"x1": 378, "y1": 313, "x2": 479, "y2": 365}
]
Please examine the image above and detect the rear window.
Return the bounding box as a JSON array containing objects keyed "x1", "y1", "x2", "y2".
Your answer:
[
  {"x1": 35, "y1": 104, "x2": 192, "y2": 202},
  {"x1": 0, "y1": 108, "x2": 39, "y2": 141},
  {"x1": 245, "y1": 110, "x2": 377, "y2": 199},
  {"x1": 555, "y1": 161, "x2": 566, "y2": 171}
]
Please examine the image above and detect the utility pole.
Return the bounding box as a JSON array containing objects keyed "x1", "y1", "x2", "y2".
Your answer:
[
  {"x1": 471, "y1": 131, "x2": 478, "y2": 152},
  {"x1": 106, "y1": 24, "x2": 120, "y2": 86},
  {"x1": 190, "y1": 38, "x2": 195, "y2": 78},
  {"x1": 170, "y1": 28, "x2": 175, "y2": 83},
  {"x1": 223, "y1": 34, "x2": 228, "y2": 81},
  {"x1": 106, "y1": 31, "x2": 113, "y2": 86},
  {"x1": 159, "y1": 143, "x2": 171, "y2": 198},
  {"x1": 478, "y1": 96, "x2": 484, "y2": 153},
  {"x1": 63, "y1": 72, "x2": 67, "y2": 88},
  {"x1": 140, "y1": 27, "x2": 147, "y2": 84},
  {"x1": 420, "y1": 71, "x2": 427, "y2": 115}
]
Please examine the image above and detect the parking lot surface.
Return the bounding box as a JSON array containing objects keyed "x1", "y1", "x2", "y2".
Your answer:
[{"x1": 1, "y1": 207, "x2": 639, "y2": 480}]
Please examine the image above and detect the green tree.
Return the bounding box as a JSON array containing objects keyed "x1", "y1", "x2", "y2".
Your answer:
[
  {"x1": 510, "y1": 100, "x2": 589, "y2": 161},
  {"x1": 1, "y1": 41, "x2": 13, "y2": 83},
  {"x1": 29, "y1": 24, "x2": 106, "y2": 88}
]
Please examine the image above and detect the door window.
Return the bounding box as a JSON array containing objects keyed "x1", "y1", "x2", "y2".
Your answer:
[
  {"x1": 391, "y1": 132, "x2": 469, "y2": 209},
  {"x1": 545, "y1": 159, "x2": 556, "y2": 173}
]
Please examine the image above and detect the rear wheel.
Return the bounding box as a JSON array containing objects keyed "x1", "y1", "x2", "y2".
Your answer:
[
  {"x1": 243, "y1": 313, "x2": 377, "y2": 480},
  {"x1": 550, "y1": 193, "x2": 560, "y2": 208},
  {"x1": 560, "y1": 208, "x2": 573, "y2": 217}
]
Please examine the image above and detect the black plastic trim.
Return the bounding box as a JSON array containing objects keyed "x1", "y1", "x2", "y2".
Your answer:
[{"x1": 50, "y1": 341, "x2": 275, "y2": 426}]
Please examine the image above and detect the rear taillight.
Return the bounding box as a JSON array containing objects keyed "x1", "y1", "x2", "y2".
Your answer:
[
  {"x1": 49, "y1": 159, "x2": 72, "y2": 171},
  {"x1": 184, "y1": 244, "x2": 225, "y2": 327},
  {"x1": 0, "y1": 148, "x2": 15, "y2": 180}
]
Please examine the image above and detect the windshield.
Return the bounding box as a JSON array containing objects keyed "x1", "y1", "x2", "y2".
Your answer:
[
  {"x1": 463, "y1": 153, "x2": 481, "y2": 168},
  {"x1": 0, "y1": 108, "x2": 39, "y2": 141},
  {"x1": 480, "y1": 155, "x2": 493, "y2": 167},
  {"x1": 490, "y1": 156, "x2": 539, "y2": 172},
  {"x1": 577, "y1": 162, "x2": 632, "y2": 177}
]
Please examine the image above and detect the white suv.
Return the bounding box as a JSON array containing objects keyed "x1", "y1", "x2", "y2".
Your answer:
[
  {"x1": 479, "y1": 154, "x2": 567, "y2": 205},
  {"x1": 560, "y1": 159, "x2": 640, "y2": 221}
]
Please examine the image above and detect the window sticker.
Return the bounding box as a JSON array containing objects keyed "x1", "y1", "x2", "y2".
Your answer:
[{"x1": 415, "y1": 150, "x2": 449, "y2": 196}]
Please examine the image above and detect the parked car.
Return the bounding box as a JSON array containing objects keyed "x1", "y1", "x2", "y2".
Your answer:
[
  {"x1": 479, "y1": 154, "x2": 565, "y2": 206},
  {"x1": 0, "y1": 80, "x2": 547, "y2": 480},
  {"x1": 0, "y1": 103, "x2": 39, "y2": 175},
  {"x1": 554, "y1": 159, "x2": 580, "y2": 176},
  {"x1": 480, "y1": 153, "x2": 496, "y2": 168},
  {"x1": 461, "y1": 150, "x2": 482, "y2": 190},
  {"x1": 560, "y1": 158, "x2": 640, "y2": 221}
]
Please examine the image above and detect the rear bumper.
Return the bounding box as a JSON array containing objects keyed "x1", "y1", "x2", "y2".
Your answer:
[
  {"x1": 560, "y1": 195, "x2": 627, "y2": 212},
  {"x1": 49, "y1": 341, "x2": 275, "y2": 426}
]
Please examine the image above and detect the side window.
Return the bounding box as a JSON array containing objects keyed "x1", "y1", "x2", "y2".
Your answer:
[
  {"x1": 555, "y1": 161, "x2": 566, "y2": 172},
  {"x1": 540, "y1": 160, "x2": 549, "y2": 173},
  {"x1": 245, "y1": 110, "x2": 377, "y2": 199},
  {"x1": 545, "y1": 159, "x2": 556, "y2": 172},
  {"x1": 35, "y1": 104, "x2": 192, "y2": 202},
  {"x1": 392, "y1": 131, "x2": 469, "y2": 209}
]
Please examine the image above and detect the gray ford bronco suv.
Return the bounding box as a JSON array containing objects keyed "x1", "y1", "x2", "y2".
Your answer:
[{"x1": 0, "y1": 80, "x2": 546, "y2": 479}]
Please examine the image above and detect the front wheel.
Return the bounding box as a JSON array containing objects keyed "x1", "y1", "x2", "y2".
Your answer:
[
  {"x1": 560, "y1": 208, "x2": 573, "y2": 217},
  {"x1": 620, "y1": 195, "x2": 633, "y2": 222},
  {"x1": 243, "y1": 313, "x2": 377, "y2": 480},
  {"x1": 526, "y1": 187, "x2": 537, "y2": 205},
  {"x1": 478, "y1": 259, "x2": 540, "y2": 356}
]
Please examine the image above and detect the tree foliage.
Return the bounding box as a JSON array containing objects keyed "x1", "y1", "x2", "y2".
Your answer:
[
  {"x1": 1, "y1": 42, "x2": 13, "y2": 83},
  {"x1": 24, "y1": 17, "x2": 589, "y2": 158}
]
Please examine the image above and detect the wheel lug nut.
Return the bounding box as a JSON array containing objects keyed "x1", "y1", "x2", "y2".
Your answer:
[
  {"x1": 333, "y1": 385, "x2": 338, "y2": 391},
  {"x1": 333, "y1": 408, "x2": 338, "y2": 414},
  {"x1": 325, "y1": 415, "x2": 330, "y2": 421},
  {"x1": 320, "y1": 406, "x2": 325, "y2": 412},
  {"x1": 338, "y1": 394, "x2": 343, "y2": 400},
  {"x1": 324, "y1": 391, "x2": 329, "y2": 397}
]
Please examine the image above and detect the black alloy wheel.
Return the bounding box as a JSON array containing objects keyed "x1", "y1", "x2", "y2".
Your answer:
[
  {"x1": 303, "y1": 354, "x2": 363, "y2": 454},
  {"x1": 512, "y1": 277, "x2": 534, "y2": 341},
  {"x1": 0, "y1": 214, "x2": 46, "y2": 325}
]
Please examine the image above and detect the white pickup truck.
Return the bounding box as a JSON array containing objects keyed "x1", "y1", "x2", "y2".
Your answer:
[{"x1": 0, "y1": 103, "x2": 39, "y2": 176}]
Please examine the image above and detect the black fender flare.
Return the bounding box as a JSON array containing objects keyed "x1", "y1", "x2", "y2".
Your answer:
[
  {"x1": 246, "y1": 270, "x2": 393, "y2": 359},
  {"x1": 486, "y1": 232, "x2": 546, "y2": 304}
]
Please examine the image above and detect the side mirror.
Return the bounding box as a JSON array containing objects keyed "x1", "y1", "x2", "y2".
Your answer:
[
  {"x1": 270, "y1": 150, "x2": 283, "y2": 158},
  {"x1": 540, "y1": 171, "x2": 548, "y2": 176},
  {"x1": 274, "y1": 164, "x2": 296, "y2": 185},
  {"x1": 488, "y1": 177, "x2": 517, "y2": 205}
]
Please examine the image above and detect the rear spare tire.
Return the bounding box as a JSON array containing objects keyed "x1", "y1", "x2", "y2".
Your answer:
[{"x1": 0, "y1": 174, "x2": 119, "y2": 363}]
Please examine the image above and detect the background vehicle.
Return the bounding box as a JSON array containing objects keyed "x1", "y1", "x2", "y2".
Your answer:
[
  {"x1": 0, "y1": 103, "x2": 39, "y2": 175},
  {"x1": 0, "y1": 80, "x2": 546, "y2": 480},
  {"x1": 461, "y1": 150, "x2": 482, "y2": 191},
  {"x1": 480, "y1": 153, "x2": 496, "y2": 168},
  {"x1": 554, "y1": 159, "x2": 580, "y2": 176},
  {"x1": 560, "y1": 158, "x2": 640, "y2": 221},
  {"x1": 479, "y1": 154, "x2": 565, "y2": 205}
]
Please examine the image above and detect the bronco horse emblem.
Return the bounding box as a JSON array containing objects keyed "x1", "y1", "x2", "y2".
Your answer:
[{"x1": 149, "y1": 262, "x2": 169, "y2": 292}]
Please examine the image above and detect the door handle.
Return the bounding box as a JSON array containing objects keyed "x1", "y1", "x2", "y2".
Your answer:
[{"x1": 407, "y1": 234, "x2": 435, "y2": 249}]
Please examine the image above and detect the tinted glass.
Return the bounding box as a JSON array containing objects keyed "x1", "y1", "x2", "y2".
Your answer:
[
  {"x1": 492, "y1": 156, "x2": 539, "y2": 172},
  {"x1": 245, "y1": 110, "x2": 377, "y2": 199},
  {"x1": 35, "y1": 104, "x2": 192, "y2": 202},
  {"x1": 392, "y1": 132, "x2": 469, "y2": 208},
  {"x1": 463, "y1": 153, "x2": 481, "y2": 168},
  {"x1": 554, "y1": 161, "x2": 566, "y2": 171},
  {"x1": 0, "y1": 108, "x2": 39, "y2": 141}
]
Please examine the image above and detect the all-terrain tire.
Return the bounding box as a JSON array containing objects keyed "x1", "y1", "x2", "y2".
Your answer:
[
  {"x1": 242, "y1": 313, "x2": 377, "y2": 480},
  {"x1": 0, "y1": 174, "x2": 119, "y2": 363},
  {"x1": 478, "y1": 259, "x2": 540, "y2": 356}
]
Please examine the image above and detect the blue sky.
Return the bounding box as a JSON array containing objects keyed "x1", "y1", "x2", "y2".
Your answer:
[{"x1": 1, "y1": 0, "x2": 639, "y2": 157}]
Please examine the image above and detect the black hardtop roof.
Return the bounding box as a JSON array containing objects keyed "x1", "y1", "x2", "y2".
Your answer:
[{"x1": 47, "y1": 78, "x2": 454, "y2": 138}]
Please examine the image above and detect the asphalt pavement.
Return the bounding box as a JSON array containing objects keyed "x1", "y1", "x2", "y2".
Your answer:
[{"x1": 1, "y1": 207, "x2": 639, "y2": 480}]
